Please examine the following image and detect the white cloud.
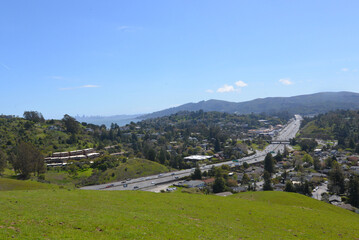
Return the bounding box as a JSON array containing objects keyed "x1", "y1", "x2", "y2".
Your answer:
[
  {"x1": 59, "y1": 85, "x2": 100, "y2": 91},
  {"x1": 235, "y1": 80, "x2": 248, "y2": 88},
  {"x1": 279, "y1": 78, "x2": 293, "y2": 85},
  {"x1": 81, "y1": 85, "x2": 100, "y2": 88},
  {"x1": 206, "y1": 89, "x2": 214, "y2": 93},
  {"x1": 341, "y1": 68, "x2": 349, "y2": 72},
  {"x1": 50, "y1": 76, "x2": 64, "y2": 80},
  {"x1": 217, "y1": 84, "x2": 236, "y2": 93},
  {"x1": 117, "y1": 25, "x2": 140, "y2": 32},
  {"x1": 0, "y1": 63, "x2": 10, "y2": 70}
]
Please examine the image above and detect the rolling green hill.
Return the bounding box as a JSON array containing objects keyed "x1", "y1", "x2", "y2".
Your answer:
[
  {"x1": 78, "y1": 158, "x2": 170, "y2": 186},
  {"x1": 0, "y1": 190, "x2": 358, "y2": 239},
  {"x1": 0, "y1": 117, "x2": 98, "y2": 156},
  {"x1": 142, "y1": 91, "x2": 359, "y2": 119},
  {"x1": 0, "y1": 178, "x2": 58, "y2": 191},
  {"x1": 299, "y1": 110, "x2": 359, "y2": 149}
]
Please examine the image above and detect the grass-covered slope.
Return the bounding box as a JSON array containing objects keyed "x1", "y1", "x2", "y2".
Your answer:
[
  {"x1": 80, "y1": 158, "x2": 170, "y2": 186},
  {"x1": 0, "y1": 178, "x2": 58, "y2": 191},
  {"x1": 0, "y1": 117, "x2": 97, "y2": 156},
  {"x1": 0, "y1": 190, "x2": 358, "y2": 239}
]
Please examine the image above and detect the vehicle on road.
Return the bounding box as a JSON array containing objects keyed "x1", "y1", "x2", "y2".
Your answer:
[
  {"x1": 123, "y1": 184, "x2": 128, "y2": 187},
  {"x1": 133, "y1": 186, "x2": 139, "y2": 189},
  {"x1": 151, "y1": 181, "x2": 155, "y2": 184},
  {"x1": 106, "y1": 184, "x2": 114, "y2": 188}
]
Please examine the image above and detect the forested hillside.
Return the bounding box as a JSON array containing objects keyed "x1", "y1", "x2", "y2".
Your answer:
[{"x1": 300, "y1": 110, "x2": 359, "y2": 150}]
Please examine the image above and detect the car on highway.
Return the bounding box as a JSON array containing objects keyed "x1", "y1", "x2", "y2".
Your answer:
[
  {"x1": 123, "y1": 184, "x2": 128, "y2": 187},
  {"x1": 106, "y1": 184, "x2": 114, "y2": 188},
  {"x1": 171, "y1": 173, "x2": 175, "y2": 175},
  {"x1": 133, "y1": 186, "x2": 139, "y2": 189},
  {"x1": 151, "y1": 181, "x2": 155, "y2": 184}
]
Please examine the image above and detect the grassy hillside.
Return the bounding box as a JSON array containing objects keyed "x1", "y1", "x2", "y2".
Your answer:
[
  {"x1": 0, "y1": 178, "x2": 58, "y2": 191},
  {"x1": 300, "y1": 121, "x2": 334, "y2": 139},
  {"x1": 0, "y1": 190, "x2": 358, "y2": 239},
  {"x1": 1, "y1": 158, "x2": 171, "y2": 188},
  {"x1": 299, "y1": 110, "x2": 359, "y2": 150},
  {"x1": 0, "y1": 117, "x2": 98, "y2": 156},
  {"x1": 79, "y1": 158, "x2": 170, "y2": 186}
]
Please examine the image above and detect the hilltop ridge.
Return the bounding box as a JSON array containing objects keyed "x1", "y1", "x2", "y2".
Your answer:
[{"x1": 141, "y1": 91, "x2": 359, "y2": 119}]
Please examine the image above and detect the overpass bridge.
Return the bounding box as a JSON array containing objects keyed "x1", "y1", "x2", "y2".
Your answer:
[{"x1": 271, "y1": 141, "x2": 290, "y2": 144}]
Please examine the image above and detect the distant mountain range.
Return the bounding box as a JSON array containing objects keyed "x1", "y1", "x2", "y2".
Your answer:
[{"x1": 141, "y1": 91, "x2": 359, "y2": 119}]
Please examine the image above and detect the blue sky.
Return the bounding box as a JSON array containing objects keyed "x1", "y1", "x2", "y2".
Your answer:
[{"x1": 1, "y1": 1, "x2": 358, "y2": 119}]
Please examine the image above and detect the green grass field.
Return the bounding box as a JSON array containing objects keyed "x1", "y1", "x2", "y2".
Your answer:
[
  {"x1": 0, "y1": 178, "x2": 58, "y2": 191},
  {"x1": 80, "y1": 158, "x2": 170, "y2": 186},
  {"x1": 0, "y1": 190, "x2": 358, "y2": 239}
]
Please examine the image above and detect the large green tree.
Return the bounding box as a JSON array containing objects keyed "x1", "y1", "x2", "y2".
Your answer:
[
  {"x1": 23, "y1": 111, "x2": 45, "y2": 123},
  {"x1": 264, "y1": 153, "x2": 275, "y2": 174},
  {"x1": 284, "y1": 181, "x2": 295, "y2": 192},
  {"x1": 213, "y1": 177, "x2": 226, "y2": 193},
  {"x1": 348, "y1": 176, "x2": 359, "y2": 208},
  {"x1": 10, "y1": 142, "x2": 45, "y2": 179},
  {"x1": 263, "y1": 171, "x2": 273, "y2": 191},
  {"x1": 299, "y1": 139, "x2": 317, "y2": 152},
  {"x1": 62, "y1": 114, "x2": 80, "y2": 134},
  {"x1": 329, "y1": 162, "x2": 345, "y2": 194},
  {"x1": 0, "y1": 150, "x2": 6, "y2": 174},
  {"x1": 191, "y1": 165, "x2": 202, "y2": 180}
]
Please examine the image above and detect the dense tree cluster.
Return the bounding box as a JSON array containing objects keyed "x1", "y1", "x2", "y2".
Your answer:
[
  {"x1": 9, "y1": 142, "x2": 45, "y2": 179},
  {"x1": 301, "y1": 110, "x2": 359, "y2": 150},
  {"x1": 23, "y1": 111, "x2": 45, "y2": 123}
]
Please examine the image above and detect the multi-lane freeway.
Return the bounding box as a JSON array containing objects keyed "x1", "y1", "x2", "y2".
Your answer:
[{"x1": 81, "y1": 115, "x2": 302, "y2": 191}]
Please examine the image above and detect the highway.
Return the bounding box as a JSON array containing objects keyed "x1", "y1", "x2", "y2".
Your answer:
[{"x1": 81, "y1": 115, "x2": 302, "y2": 191}]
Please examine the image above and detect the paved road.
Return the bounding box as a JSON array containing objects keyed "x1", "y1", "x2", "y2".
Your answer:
[
  {"x1": 312, "y1": 182, "x2": 328, "y2": 200},
  {"x1": 81, "y1": 115, "x2": 302, "y2": 191}
]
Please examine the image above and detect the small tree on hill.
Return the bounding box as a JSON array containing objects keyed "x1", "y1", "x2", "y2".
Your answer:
[
  {"x1": 263, "y1": 171, "x2": 273, "y2": 191},
  {"x1": 329, "y1": 162, "x2": 345, "y2": 194},
  {"x1": 213, "y1": 177, "x2": 226, "y2": 193},
  {"x1": 284, "y1": 181, "x2": 295, "y2": 192},
  {"x1": 243, "y1": 162, "x2": 249, "y2": 169},
  {"x1": 264, "y1": 153, "x2": 274, "y2": 175},
  {"x1": 241, "y1": 173, "x2": 250, "y2": 185},
  {"x1": 348, "y1": 176, "x2": 359, "y2": 208},
  {"x1": 313, "y1": 157, "x2": 321, "y2": 171},
  {"x1": 159, "y1": 149, "x2": 167, "y2": 164},
  {"x1": 274, "y1": 151, "x2": 283, "y2": 162},
  {"x1": 214, "y1": 138, "x2": 221, "y2": 152},
  {"x1": 0, "y1": 150, "x2": 6, "y2": 174},
  {"x1": 191, "y1": 165, "x2": 202, "y2": 180},
  {"x1": 283, "y1": 146, "x2": 289, "y2": 157}
]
